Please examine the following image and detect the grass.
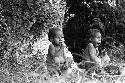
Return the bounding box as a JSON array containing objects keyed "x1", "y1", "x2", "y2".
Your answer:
[
  {"x1": 1, "y1": 60, "x2": 125, "y2": 83},
  {"x1": 1, "y1": 35, "x2": 125, "y2": 83}
]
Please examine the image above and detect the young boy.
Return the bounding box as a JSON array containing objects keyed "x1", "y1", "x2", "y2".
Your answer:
[
  {"x1": 46, "y1": 28, "x2": 73, "y2": 75},
  {"x1": 82, "y1": 29, "x2": 110, "y2": 68}
]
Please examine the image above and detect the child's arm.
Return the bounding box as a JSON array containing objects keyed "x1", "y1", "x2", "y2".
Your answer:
[
  {"x1": 47, "y1": 44, "x2": 55, "y2": 63},
  {"x1": 48, "y1": 44, "x2": 65, "y2": 63},
  {"x1": 49, "y1": 44, "x2": 64, "y2": 56},
  {"x1": 88, "y1": 43, "x2": 101, "y2": 66},
  {"x1": 48, "y1": 44, "x2": 55, "y2": 57},
  {"x1": 63, "y1": 46, "x2": 74, "y2": 68}
]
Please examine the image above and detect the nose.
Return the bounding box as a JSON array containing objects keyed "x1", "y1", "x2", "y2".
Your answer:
[
  {"x1": 61, "y1": 38, "x2": 64, "y2": 42},
  {"x1": 99, "y1": 37, "x2": 101, "y2": 40},
  {"x1": 59, "y1": 38, "x2": 64, "y2": 43}
]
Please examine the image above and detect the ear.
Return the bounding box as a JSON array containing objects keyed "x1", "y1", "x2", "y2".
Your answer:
[
  {"x1": 49, "y1": 37, "x2": 53, "y2": 42},
  {"x1": 89, "y1": 38, "x2": 92, "y2": 41}
]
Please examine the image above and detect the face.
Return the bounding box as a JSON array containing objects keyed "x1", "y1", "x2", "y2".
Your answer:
[
  {"x1": 91, "y1": 32, "x2": 101, "y2": 46},
  {"x1": 53, "y1": 31, "x2": 64, "y2": 46}
]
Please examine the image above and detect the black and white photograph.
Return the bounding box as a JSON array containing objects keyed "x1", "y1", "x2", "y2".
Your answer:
[{"x1": 0, "y1": 0, "x2": 125, "y2": 83}]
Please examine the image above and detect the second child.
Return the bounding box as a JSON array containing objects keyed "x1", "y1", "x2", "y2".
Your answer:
[{"x1": 82, "y1": 29, "x2": 110, "y2": 68}]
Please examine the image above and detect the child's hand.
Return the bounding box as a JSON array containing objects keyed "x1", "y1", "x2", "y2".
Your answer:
[
  {"x1": 96, "y1": 58, "x2": 102, "y2": 67},
  {"x1": 65, "y1": 57, "x2": 73, "y2": 67},
  {"x1": 102, "y1": 52, "x2": 110, "y2": 64},
  {"x1": 90, "y1": 55, "x2": 102, "y2": 67},
  {"x1": 100, "y1": 51, "x2": 110, "y2": 68},
  {"x1": 54, "y1": 57, "x2": 60, "y2": 66},
  {"x1": 61, "y1": 62, "x2": 68, "y2": 70}
]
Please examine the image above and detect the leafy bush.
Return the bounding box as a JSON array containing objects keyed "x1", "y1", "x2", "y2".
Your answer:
[
  {"x1": 63, "y1": 0, "x2": 125, "y2": 61},
  {"x1": 0, "y1": 0, "x2": 66, "y2": 82}
]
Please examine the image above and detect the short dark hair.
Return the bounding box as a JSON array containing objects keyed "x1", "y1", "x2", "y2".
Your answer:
[
  {"x1": 88, "y1": 29, "x2": 101, "y2": 38},
  {"x1": 48, "y1": 28, "x2": 61, "y2": 41}
]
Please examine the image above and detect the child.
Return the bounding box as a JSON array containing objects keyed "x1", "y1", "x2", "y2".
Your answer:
[
  {"x1": 46, "y1": 28, "x2": 73, "y2": 76},
  {"x1": 82, "y1": 29, "x2": 110, "y2": 69}
]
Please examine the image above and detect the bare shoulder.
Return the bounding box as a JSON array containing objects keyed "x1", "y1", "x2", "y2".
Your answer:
[
  {"x1": 48, "y1": 44, "x2": 55, "y2": 50},
  {"x1": 88, "y1": 43, "x2": 94, "y2": 48},
  {"x1": 48, "y1": 44, "x2": 56, "y2": 56},
  {"x1": 87, "y1": 43, "x2": 96, "y2": 53}
]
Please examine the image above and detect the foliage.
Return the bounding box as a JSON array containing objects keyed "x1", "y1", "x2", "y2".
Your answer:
[
  {"x1": 0, "y1": 0, "x2": 66, "y2": 65},
  {"x1": 0, "y1": 0, "x2": 66, "y2": 83},
  {"x1": 63, "y1": 0, "x2": 125, "y2": 61},
  {"x1": 1, "y1": 0, "x2": 125, "y2": 83}
]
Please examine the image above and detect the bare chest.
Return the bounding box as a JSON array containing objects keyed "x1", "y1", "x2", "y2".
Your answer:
[{"x1": 55, "y1": 47, "x2": 65, "y2": 63}]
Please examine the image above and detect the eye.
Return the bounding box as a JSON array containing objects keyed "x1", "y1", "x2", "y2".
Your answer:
[
  {"x1": 55, "y1": 36, "x2": 59, "y2": 38},
  {"x1": 96, "y1": 36, "x2": 101, "y2": 38}
]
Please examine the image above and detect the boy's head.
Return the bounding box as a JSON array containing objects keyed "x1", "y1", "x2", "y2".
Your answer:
[
  {"x1": 88, "y1": 29, "x2": 101, "y2": 45},
  {"x1": 48, "y1": 28, "x2": 64, "y2": 46}
]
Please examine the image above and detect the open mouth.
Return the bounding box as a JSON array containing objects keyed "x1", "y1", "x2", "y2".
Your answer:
[{"x1": 97, "y1": 42, "x2": 101, "y2": 44}]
